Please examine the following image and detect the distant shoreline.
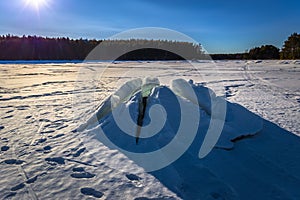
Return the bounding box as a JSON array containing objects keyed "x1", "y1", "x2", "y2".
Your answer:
[
  {"x1": 0, "y1": 59, "x2": 298, "y2": 65},
  {"x1": 1, "y1": 33, "x2": 299, "y2": 60}
]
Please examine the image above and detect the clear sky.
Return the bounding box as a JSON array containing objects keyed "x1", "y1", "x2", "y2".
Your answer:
[{"x1": 0, "y1": 0, "x2": 299, "y2": 53}]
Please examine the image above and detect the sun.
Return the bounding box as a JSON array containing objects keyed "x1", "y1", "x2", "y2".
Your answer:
[{"x1": 24, "y1": 0, "x2": 49, "y2": 11}]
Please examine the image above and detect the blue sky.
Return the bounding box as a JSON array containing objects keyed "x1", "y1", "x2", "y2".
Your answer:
[{"x1": 0, "y1": 0, "x2": 299, "y2": 53}]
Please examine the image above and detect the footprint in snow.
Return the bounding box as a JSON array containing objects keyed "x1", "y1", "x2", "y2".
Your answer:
[
  {"x1": 72, "y1": 167, "x2": 85, "y2": 172},
  {"x1": 126, "y1": 173, "x2": 141, "y2": 181},
  {"x1": 71, "y1": 167, "x2": 95, "y2": 178},
  {"x1": 56, "y1": 124, "x2": 68, "y2": 130},
  {"x1": 4, "y1": 192, "x2": 17, "y2": 198},
  {"x1": 11, "y1": 183, "x2": 25, "y2": 191},
  {"x1": 26, "y1": 176, "x2": 38, "y2": 184},
  {"x1": 80, "y1": 187, "x2": 104, "y2": 198},
  {"x1": 43, "y1": 145, "x2": 52, "y2": 151},
  {"x1": 45, "y1": 157, "x2": 65, "y2": 165},
  {"x1": 16, "y1": 105, "x2": 30, "y2": 110},
  {"x1": 71, "y1": 171, "x2": 95, "y2": 179},
  {"x1": 26, "y1": 172, "x2": 47, "y2": 184},
  {"x1": 2, "y1": 115, "x2": 13, "y2": 119},
  {"x1": 42, "y1": 145, "x2": 52, "y2": 154},
  {"x1": 36, "y1": 145, "x2": 52, "y2": 154},
  {"x1": 3, "y1": 159, "x2": 24, "y2": 165},
  {"x1": 73, "y1": 147, "x2": 86, "y2": 157},
  {"x1": 40, "y1": 130, "x2": 55, "y2": 134},
  {"x1": 32, "y1": 138, "x2": 47, "y2": 145},
  {"x1": 1, "y1": 145, "x2": 9, "y2": 151},
  {"x1": 126, "y1": 173, "x2": 144, "y2": 187},
  {"x1": 48, "y1": 133, "x2": 65, "y2": 139}
]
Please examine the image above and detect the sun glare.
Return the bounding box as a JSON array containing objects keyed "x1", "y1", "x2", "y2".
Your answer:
[{"x1": 24, "y1": 0, "x2": 49, "y2": 11}]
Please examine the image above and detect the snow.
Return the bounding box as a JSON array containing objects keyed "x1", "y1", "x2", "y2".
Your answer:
[
  {"x1": 0, "y1": 60, "x2": 299, "y2": 199},
  {"x1": 81, "y1": 76, "x2": 263, "y2": 161}
]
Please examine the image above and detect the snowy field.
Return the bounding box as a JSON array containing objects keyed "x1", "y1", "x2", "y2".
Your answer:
[{"x1": 0, "y1": 60, "x2": 299, "y2": 199}]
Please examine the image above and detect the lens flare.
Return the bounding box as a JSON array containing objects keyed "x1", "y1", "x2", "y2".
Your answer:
[{"x1": 24, "y1": 0, "x2": 49, "y2": 11}]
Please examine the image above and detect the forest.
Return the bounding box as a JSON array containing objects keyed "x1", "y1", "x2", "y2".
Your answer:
[
  {"x1": 0, "y1": 33, "x2": 299, "y2": 60},
  {"x1": 0, "y1": 35, "x2": 204, "y2": 60}
]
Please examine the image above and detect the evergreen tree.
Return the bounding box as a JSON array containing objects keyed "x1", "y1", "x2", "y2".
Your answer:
[
  {"x1": 0, "y1": 35, "x2": 204, "y2": 60},
  {"x1": 281, "y1": 33, "x2": 300, "y2": 59},
  {"x1": 248, "y1": 45, "x2": 279, "y2": 59}
]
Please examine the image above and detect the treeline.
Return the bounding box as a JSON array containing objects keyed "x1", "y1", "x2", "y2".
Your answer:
[
  {"x1": 212, "y1": 33, "x2": 300, "y2": 60},
  {"x1": 0, "y1": 35, "x2": 100, "y2": 60},
  {"x1": 211, "y1": 53, "x2": 245, "y2": 60},
  {"x1": 0, "y1": 35, "x2": 204, "y2": 60},
  {"x1": 1, "y1": 33, "x2": 299, "y2": 60}
]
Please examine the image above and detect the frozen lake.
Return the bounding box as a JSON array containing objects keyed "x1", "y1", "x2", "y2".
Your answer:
[
  {"x1": 1, "y1": 60, "x2": 299, "y2": 134},
  {"x1": 0, "y1": 60, "x2": 299, "y2": 199}
]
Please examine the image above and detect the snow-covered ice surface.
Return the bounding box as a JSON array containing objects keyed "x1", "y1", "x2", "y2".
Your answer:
[
  {"x1": 213, "y1": 60, "x2": 300, "y2": 135},
  {"x1": 0, "y1": 60, "x2": 299, "y2": 199}
]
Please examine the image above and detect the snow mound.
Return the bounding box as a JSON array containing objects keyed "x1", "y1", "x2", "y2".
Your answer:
[
  {"x1": 77, "y1": 77, "x2": 160, "y2": 132},
  {"x1": 77, "y1": 78, "x2": 300, "y2": 199},
  {"x1": 79, "y1": 78, "x2": 263, "y2": 153}
]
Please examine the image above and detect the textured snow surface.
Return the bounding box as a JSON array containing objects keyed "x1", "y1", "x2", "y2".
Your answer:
[{"x1": 0, "y1": 60, "x2": 299, "y2": 199}]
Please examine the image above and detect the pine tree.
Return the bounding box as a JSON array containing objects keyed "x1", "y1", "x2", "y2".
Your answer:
[{"x1": 281, "y1": 33, "x2": 300, "y2": 59}]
